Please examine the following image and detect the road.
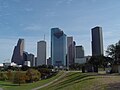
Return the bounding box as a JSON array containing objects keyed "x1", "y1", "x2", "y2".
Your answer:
[{"x1": 31, "y1": 71, "x2": 68, "y2": 90}]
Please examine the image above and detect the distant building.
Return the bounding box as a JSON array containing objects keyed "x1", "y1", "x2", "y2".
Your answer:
[
  {"x1": 67, "y1": 37, "x2": 75, "y2": 66},
  {"x1": 11, "y1": 39, "x2": 24, "y2": 65},
  {"x1": 75, "y1": 45, "x2": 84, "y2": 58},
  {"x1": 23, "y1": 51, "x2": 28, "y2": 61},
  {"x1": 75, "y1": 58, "x2": 86, "y2": 64},
  {"x1": 24, "y1": 61, "x2": 31, "y2": 67},
  {"x1": 27, "y1": 53, "x2": 35, "y2": 67},
  {"x1": 91, "y1": 26, "x2": 104, "y2": 56},
  {"x1": 37, "y1": 41, "x2": 46, "y2": 66},
  {"x1": 75, "y1": 56, "x2": 91, "y2": 64},
  {"x1": 75, "y1": 45, "x2": 86, "y2": 64},
  {"x1": 47, "y1": 57, "x2": 52, "y2": 65},
  {"x1": 35, "y1": 57, "x2": 37, "y2": 67},
  {"x1": 3, "y1": 62, "x2": 17, "y2": 67},
  {"x1": 51, "y1": 28, "x2": 67, "y2": 68}
]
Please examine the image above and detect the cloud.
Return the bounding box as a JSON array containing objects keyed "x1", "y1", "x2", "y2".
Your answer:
[
  {"x1": 66, "y1": 0, "x2": 73, "y2": 4},
  {"x1": 55, "y1": 0, "x2": 73, "y2": 6},
  {"x1": 25, "y1": 8, "x2": 33, "y2": 12},
  {"x1": 104, "y1": 31, "x2": 113, "y2": 38},
  {"x1": 24, "y1": 25, "x2": 41, "y2": 32},
  {"x1": 45, "y1": 11, "x2": 56, "y2": 17},
  {"x1": 11, "y1": 0, "x2": 21, "y2": 3}
]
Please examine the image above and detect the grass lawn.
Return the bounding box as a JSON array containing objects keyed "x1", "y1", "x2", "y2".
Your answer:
[
  {"x1": 1, "y1": 71, "x2": 120, "y2": 90},
  {"x1": 0, "y1": 71, "x2": 64, "y2": 90},
  {"x1": 40, "y1": 72, "x2": 120, "y2": 90}
]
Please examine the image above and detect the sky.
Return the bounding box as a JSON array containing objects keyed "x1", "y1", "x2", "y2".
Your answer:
[{"x1": 0, "y1": 0, "x2": 120, "y2": 63}]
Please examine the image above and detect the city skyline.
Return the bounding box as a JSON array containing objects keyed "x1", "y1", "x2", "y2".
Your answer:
[{"x1": 0, "y1": 0, "x2": 120, "y2": 63}]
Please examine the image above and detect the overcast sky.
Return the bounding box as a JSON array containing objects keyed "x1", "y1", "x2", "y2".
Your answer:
[{"x1": 0, "y1": 0, "x2": 120, "y2": 63}]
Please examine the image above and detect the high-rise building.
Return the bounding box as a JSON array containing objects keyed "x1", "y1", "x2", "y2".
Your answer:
[
  {"x1": 27, "y1": 53, "x2": 35, "y2": 67},
  {"x1": 67, "y1": 37, "x2": 75, "y2": 66},
  {"x1": 47, "y1": 57, "x2": 52, "y2": 65},
  {"x1": 75, "y1": 45, "x2": 86, "y2": 64},
  {"x1": 91, "y1": 26, "x2": 104, "y2": 56},
  {"x1": 37, "y1": 41, "x2": 46, "y2": 66},
  {"x1": 75, "y1": 45, "x2": 84, "y2": 58},
  {"x1": 51, "y1": 28, "x2": 67, "y2": 67},
  {"x1": 11, "y1": 39, "x2": 24, "y2": 65}
]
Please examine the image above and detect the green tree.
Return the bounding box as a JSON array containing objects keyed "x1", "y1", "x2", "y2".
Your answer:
[
  {"x1": 88, "y1": 55, "x2": 106, "y2": 71},
  {"x1": 26, "y1": 69, "x2": 41, "y2": 83},
  {"x1": 106, "y1": 40, "x2": 120, "y2": 64},
  {"x1": 6, "y1": 70, "x2": 13, "y2": 81},
  {"x1": 0, "y1": 72, "x2": 8, "y2": 81},
  {"x1": 13, "y1": 71, "x2": 26, "y2": 85}
]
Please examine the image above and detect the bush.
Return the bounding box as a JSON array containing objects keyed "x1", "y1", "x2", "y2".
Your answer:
[
  {"x1": 13, "y1": 71, "x2": 26, "y2": 85},
  {"x1": 0, "y1": 72, "x2": 8, "y2": 81},
  {"x1": 26, "y1": 69, "x2": 41, "y2": 83},
  {"x1": 6, "y1": 70, "x2": 13, "y2": 81}
]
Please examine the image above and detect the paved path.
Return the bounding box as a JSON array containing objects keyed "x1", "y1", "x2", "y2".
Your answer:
[
  {"x1": 31, "y1": 71, "x2": 68, "y2": 90},
  {"x1": 0, "y1": 88, "x2": 3, "y2": 90}
]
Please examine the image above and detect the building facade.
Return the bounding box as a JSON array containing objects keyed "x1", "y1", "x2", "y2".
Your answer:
[
  {"x1": 27, "y1": 53, "x2": 35, "y2": 67},
  {"x1": 51, "y1": 28, "x2": 67, "y2": 67},
  {"x1": 75, "y1": 45, "x2": 84, "y2": 58},
  {"x1": 75, "y1": 45, "x2": 86, "y2": 64},
  {"x1": 11, "y1": 39, "x2": 24, "y2": 65},
  {"x1": 37, "y1": 41, "x2": 46, "y2": 66},
  {"x1": 91, "y1": 26, "x2": 104, "y2": 56},
  {"x1": 67, "y1": 37, "x2": 75, "y2": 66}
]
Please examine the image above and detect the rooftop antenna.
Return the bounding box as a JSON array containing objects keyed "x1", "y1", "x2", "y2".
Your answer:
[{"x1": 44, "y1": 34, "x2": 45, "y2": 41}]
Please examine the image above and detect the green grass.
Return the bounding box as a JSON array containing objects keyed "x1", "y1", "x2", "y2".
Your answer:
[
  {"x1": 40, "y1": 72, "x2": 120, "y2": 90},
  {"x1": 40, "y1": 72, "x2": 96, "y2": 90},
  {"x1": 0, "y1": 71, "x2": 64, "y2": 90},
  {"x1": 1, "y1": 71, "x2": 120, "y2": 90}
]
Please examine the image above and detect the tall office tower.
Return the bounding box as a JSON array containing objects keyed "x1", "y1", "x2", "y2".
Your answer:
[
  {"x1": 11, "y1": 39, "x2": 24, "y2": 65},
  {"x1": 75, "y1": 45, "x2": 84, "y2": 58},
  {"x1": 28, "y1": 53, "x2": 35, "y2": 67},
  {"x1": 37, "y1": 41, "x2": 46, "y2": 66},
  {"x1": 51, "y1": 28, "x2": 67, "y2": 67},
  {"x1": 23, "y1": 51, "x2": 28, "y2": 61},
  {"x1": 67, "y1": 37, "x2": 75, "y2": 66},
  {"x1": 91, "y1": 26, "x2": 104, "y2": 56}
]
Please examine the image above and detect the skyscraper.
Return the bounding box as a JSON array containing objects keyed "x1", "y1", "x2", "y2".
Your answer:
[
  {"x1": 75, "y1": 45, "x2": 86, "y2": 64},
  {"x1": 27, "y1": 53, "x2": 35, "y2": 67},
  {"x1": 11, "y1": 39, "x2": 24, "y2": 65},
  {"x1": 91, "y1": 26, "x2": 104, "y2": 56},
  {"x1": 75, "y1": 45, "x2": 84, "y2": 58},
  {"x1": 67, "y1": 37, "x2": 75, "y2": 66},
  {"x1": 51, "y1": 28, "x2": 67, "y2": 67},
  {"x1": 37, "y1": 41, "x2": 46, "y2": 66}
]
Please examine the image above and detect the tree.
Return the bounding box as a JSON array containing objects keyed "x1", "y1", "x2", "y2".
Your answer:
[
  {"x1": 88, "y1": 55, "x2": 106, "y2": 71},
  {"x1": 88, "y1": 55, "x2": 105, "y2": 66},
  {"x1": 106, "y1": 40, "x2": 120, "y2": 64},
  {"x1": 6, "y1": 70, "x2": 13, "y2": 81},
  {"x1": 21, "y1": 65, "x2": 29, "y2": 71},
  {"x1": 0, "y1": 72, "x2": 8, "y2": 81},
  {"x1": 13, "y1": 71, "x2": 26, "y2": 85},
  {"x1": 26, "y1": 69, "x2": 41, "y2": 83}
]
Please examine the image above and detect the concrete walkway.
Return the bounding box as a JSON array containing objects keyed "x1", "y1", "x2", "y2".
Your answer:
[
  {"x1": 0, "y1": 88, "x2": 3, "y2": 90},
  {"x1": 31, "y1": 71, "x2": 68, "y2": 90}
]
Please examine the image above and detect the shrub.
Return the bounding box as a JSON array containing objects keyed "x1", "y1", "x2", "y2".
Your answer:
[
  {"x1": 0, "y1": 72, "x2": 8, "y2": 81},
  {"x1": 6, "y1": 70, "x2": 13, "y2": 81},
  {"x1": 13, "y1": 71, "x2": 26, "y2": 85},
  {"x1": 26, "y1": 69, "x2": 41, "y2": 83}
]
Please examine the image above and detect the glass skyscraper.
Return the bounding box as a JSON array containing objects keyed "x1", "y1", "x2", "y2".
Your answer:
[
  {"x1": 51, "y1": 28, "x2": 67, "y2": 67},
  {"x1": 91, "y1": 26, "x2": 104, "y2": 56}
]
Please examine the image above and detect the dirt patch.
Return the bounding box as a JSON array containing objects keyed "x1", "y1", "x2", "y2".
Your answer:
[{"x1": 106, "y1": 83, "x2": 120, "y2": 90}]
